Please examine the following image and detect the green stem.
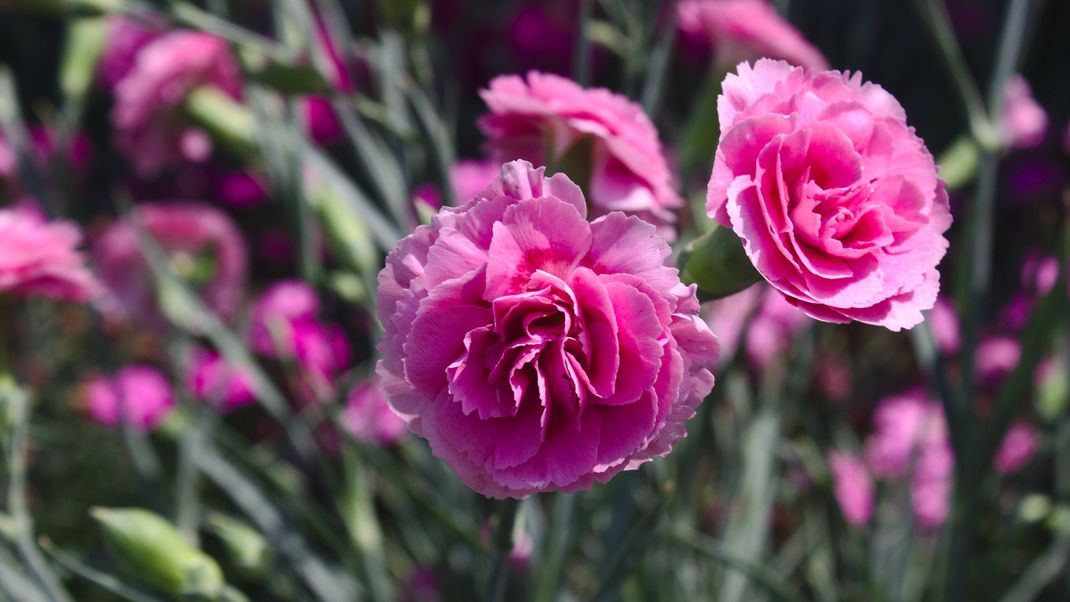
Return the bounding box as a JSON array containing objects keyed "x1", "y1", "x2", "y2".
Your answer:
[
  {"x1": 573, "y1": 0, "x2": 594, "y2": 86},
  {"x1": 485, "y1": 499, "x2": 519, "y2": 602},
  {"x1": 681, "y1": 226, "x2": 763, "y2": 301}
]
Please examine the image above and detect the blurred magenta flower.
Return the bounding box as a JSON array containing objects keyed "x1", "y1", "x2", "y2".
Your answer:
[
  {"x1": 707, "y1": 59, "x2": 951, "y2": 330},
  {"x1": 828, "y1": 452, "x2": 874, "y2": 528},
  {"x1": 213, "y1": 170, "x2": 269, "y2": 209},
  {"x1": 186, "y1": 347, "x2": 256, "y2": 413},
  {"x1": 706, "y1": 285, "x2": 808, "y2": 367},
  {"x1": 377, "y1": 160, "x2": 718, "y2": 498},
  {"x1": 94, "y1": 201, "x2": 249, "y2": 323},
  {"x1": 480, "y1": 72, "x2": 683, "y2": 235},
  {"x1": 342, "y1": 377, "x2": 407, "y2": 446},
  {"x1": 249, "y1": 280, "x2": 351, "y2": 401},
  {"x1": 976, "y1": 335, "x2": 1021, "y2": 390},
  {"x1": 412, "y1": 159, "x2": 500, "y2": 214},
  {"x1": 86, "y1": 365, "x2": 175, "y2": 431},
  {"x1": 676, "y1": 0, "x2": 828, "y2": 71},
  {"x1": 866, "y1": 391, "x2": 946, "y2": 480},
  {"x1": 0, "y1": 207, "x2": 100, "y2": 303},
  {"x1": 910, "y1": 439, "x2": 953, "y2": 529},
  {"x1": 928, "y1": 297, "x2": 960, "y2": 355},
  {"x1": 112, "y1": 31, "x2": 243, "y2": 177},
  {"x1": 994, "y1": 422, "x2": 1038, "y2": 475},
  {"x1": 98, "y1": 17, "x2": 163, "y2": 90},
  {"x1": 302, "y1": 10, "x2": 356, "y2": 144},
  {"x1": 1001, "y1": 75, "x2": 1047, "y2": 149}
]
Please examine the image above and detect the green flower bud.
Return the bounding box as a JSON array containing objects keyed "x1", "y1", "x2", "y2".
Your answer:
[
  {"x1": 206, "y1": 513, "x2": 270, "y2": 577},
  {"x1": 92, "y1": 507, "x2": 224, "y2": 600}
]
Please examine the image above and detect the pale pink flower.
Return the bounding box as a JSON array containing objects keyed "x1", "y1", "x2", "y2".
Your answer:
[
  {"x1": 94, "y1": 201, "x2": 249, "y2": 323},
  {"x1": 86, "y1": 365, "x2": 175, "y2": 431},
  {"x1": 911, "y1": 440, "x2": 953, "y2": 529},
  {"x1": 706, "y1": 284, "x2": 808, "y2": 367},
  {"x1": 828, "y1": 451, "x2": 874, "y2": 528},
  {"x1": 343, "y1": 377, "x2": 407, "y2": 446},
  {"x1": 377, "y1": 160, "x2": 718, "y2": 498},
  {"x1": 677, "y1": 0, "x2": 828, "y2": 71},
  {"x1": 112, "y1": 31, "x2": 242, "y2": 177},
  {"x1": 708, "y1": 60, "x2": 951, "y2": 330},
  {"x1": 866, "y1": 391, "x2": 947, "y2": 479},
  {"x1": 1002, "y1": 75, "x2": 1047, "y2": 149},
  {"x1": 976, "y1": 335, "x2": 1021, "y2": 390},
  {"x1": 186, "y1": 347, "x2": 256, "y2": 412},
  {"x1": 0, "y1": 207, "x2": 100, "y2": 302},
  {"x1": 995, "y1": 422, "x2": 1038, "y2": 475},
  {"x1": 928, "y1": 297, "x2": 960, "y2": 355},
  {"x1": 413, "y1": 159, "x2": 501, "y2": 213},
  {"x1": 480, "y1": 72, "x2": 683, "y2": 234}
]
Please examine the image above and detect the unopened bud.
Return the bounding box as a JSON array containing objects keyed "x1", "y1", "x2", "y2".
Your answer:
[
  {"x1": 206, "y1": 513, "x2": 270, "y2": 576},
  {"x1": 92, "y1": 507, "x2": 224, "y2": 599}
]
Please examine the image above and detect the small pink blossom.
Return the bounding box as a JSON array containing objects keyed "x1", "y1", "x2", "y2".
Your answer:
[
  {"x1": 112, "y1": 31, "x2": 243, "y2": 177},
  {"x1": 866, "y1": 392, "x2": 947, "y2": 480},
  {"x1": 976, "y1": 335, "x2": 1021, "y2": 390},
  {"x1": 911, "y1": 440, "x2": 953, "y2": 529},
  {"x1": 94, "y1": 201, "x2": 249, "y2": 323},
  {"x1": 706, "y1": 285, "x2": 808, "y2": 367},
  {"x1": 0, "y1": 207, "x2": 100, "y2": 303},
  {"x1": 249, "y1": 281, "x2": 351, "y2": 401},
  {"x1": 708, "y1": 60, "x2": 951, "y2": 330},
  {"x1": 1002, "y1": 75, "x2": 1047, "y2": 149},
  {"x1": 98, "y1": 17, "x2": 163, "y2": 90},
  {"x1": 480, "y1": 72, "x2": 683, "y2": 234},
  {"x1": 86, "y1": 365, "x2": 175, "y2": 431},
  {"x1": 928, "y1": 297, "x2": 960, "y2": 355},
  {"x1": 213, "y1": 170, "x2": 269, "y2": 208},
  {"x1": 995, "y1": 422, "x2": 1039, "y2": 475},
  {"x1": 377, "y1": 160, "x2": 718, "y2": 498},
  {"x1": 676, "y1": 0, "x2": 828, "y2": 71},
  {"x1": 828, "y1": 451, "x2": 874, "y2": 528},
  {"x1": 413, "y1": 159, "x2": 501, "y2": 214},
  {"x1": 186, "y1": 348, "x2": 256, "y2": 412},
  {"x1": 343, "y1": 377, "x2": 407, "y2": 446}
]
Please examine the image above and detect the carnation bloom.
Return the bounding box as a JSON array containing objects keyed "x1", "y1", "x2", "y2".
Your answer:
[
  {"x1": 86, "y1": 365, "x2": 175, "y2": 431},
  {"x1": 1001, "y1": 75, "x2": 1047, "y2": 149},
  {"x1": 480, "y1": 72, "x2": 683, "y2": 234},
  {"x1": 706, "y1": 284, "x2": 807, "y2": 367},
  {"x1": 343, "y1": 377, "x2": 407, "y2": 446},
  {"x1": 994, "y1": 422, "x2": 1038, "y2": 475},
  {"x1": 186, "y1": 347, "x2": 256, "y2": 412},
  {"x1": 866, "y1": 392, "x2": 947, "y2": 479},
  {"x1": 828, "y1": 452, "x2": 874, "y2": 528},
  {"x1": 377, "y1": 160, "x2": 718, "y2": 498},
  {"x1": 112, "y1": 31, "x2": 242, "y2": 177},
  {"x1": 928, "y1": 297, "x2": 960, "y2": 355},
  {"x1": 98, "y1": 17, "x2": 163, "y2": 90},
  {"x1": 94, "y1": 202, "x2": 249, "y2": 323},
  {"x1": 249, "y1": 280, "x2": 351, "y2": 401},
  {"x1": 677, "y1": 0, "x2": 828, "y2": 71},
  {"x1": 708, "y1": 60, "x2": 951, "y2": 330},
  {"x1": 0, "y1": 207, "x2": 100, "y2": 302}
]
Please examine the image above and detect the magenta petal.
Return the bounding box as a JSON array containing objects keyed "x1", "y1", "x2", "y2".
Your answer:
[
  {"x1": 596, "y1": 281, "x2": 664, "y2": 406},
  {"x1": 485, "y1": 197, "x2": 592, "y2": 298},
  {"x1": 570, "y1": 268, "x2": 619, "y2": 398}
]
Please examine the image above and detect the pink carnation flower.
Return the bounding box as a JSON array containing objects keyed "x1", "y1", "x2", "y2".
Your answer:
[
  {"x1": 249, "y1": 281, "x2": 351, "y2": 401},
  {"x1": 0, "y1": 207, "x2": 100, "y2": 302},
  {"x1": 1001, "y1": 75, "x2": 1047, "y2": 149},
  {"x1": 910, "y1": 439, "x2": 953, "y2": 529},
  {"x1": 708, "y1": 59, "x2": 951, "y2": 330},
  {"x1": 112, "y1": 31, "x2": 242, "y2": 177},
  {"x1": 377, "y1": 160, "x2": 719, "y2": 498},
  {"x1": 186, "y1": 347, "x2": 256, "y2": 412},
  {"x1": 98, "y1": 17, "x2": 163, "y2": 90},
  {"x1": 706, "y1": 284, "x2": 808, "y2": 367},
  {"x1": 343, "y1": 377, "x2": 407, "y2": 446},
  {"x1": 480, "y1": 72, "x2": 683, "y2": 234},
  {"x1": 86, "y1": 365, "x2": 175, "y2": 431},
  {"x1": 677, "y1": 0, "x2": 828, "y2": 71},
  {"x1": 928, "y1": 297, "x2": 960, "y2": 355},
  {"x1": 866, "y1": 391, "x2": 947, "y2": 479},
  {"x1": 94, "y1": 201, "x2": 248, "y2": 323},
  {"x1": 828, "y1": 451, "x2": 874, "y2": 528},
  {"x1": 995, "y1": 422, "x2": 1038, "y2": 475}
]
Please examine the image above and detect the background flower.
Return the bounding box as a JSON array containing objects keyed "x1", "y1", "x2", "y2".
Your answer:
[{"x1": 0, "y1": 207, "x2": 100, "y2": 303}]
